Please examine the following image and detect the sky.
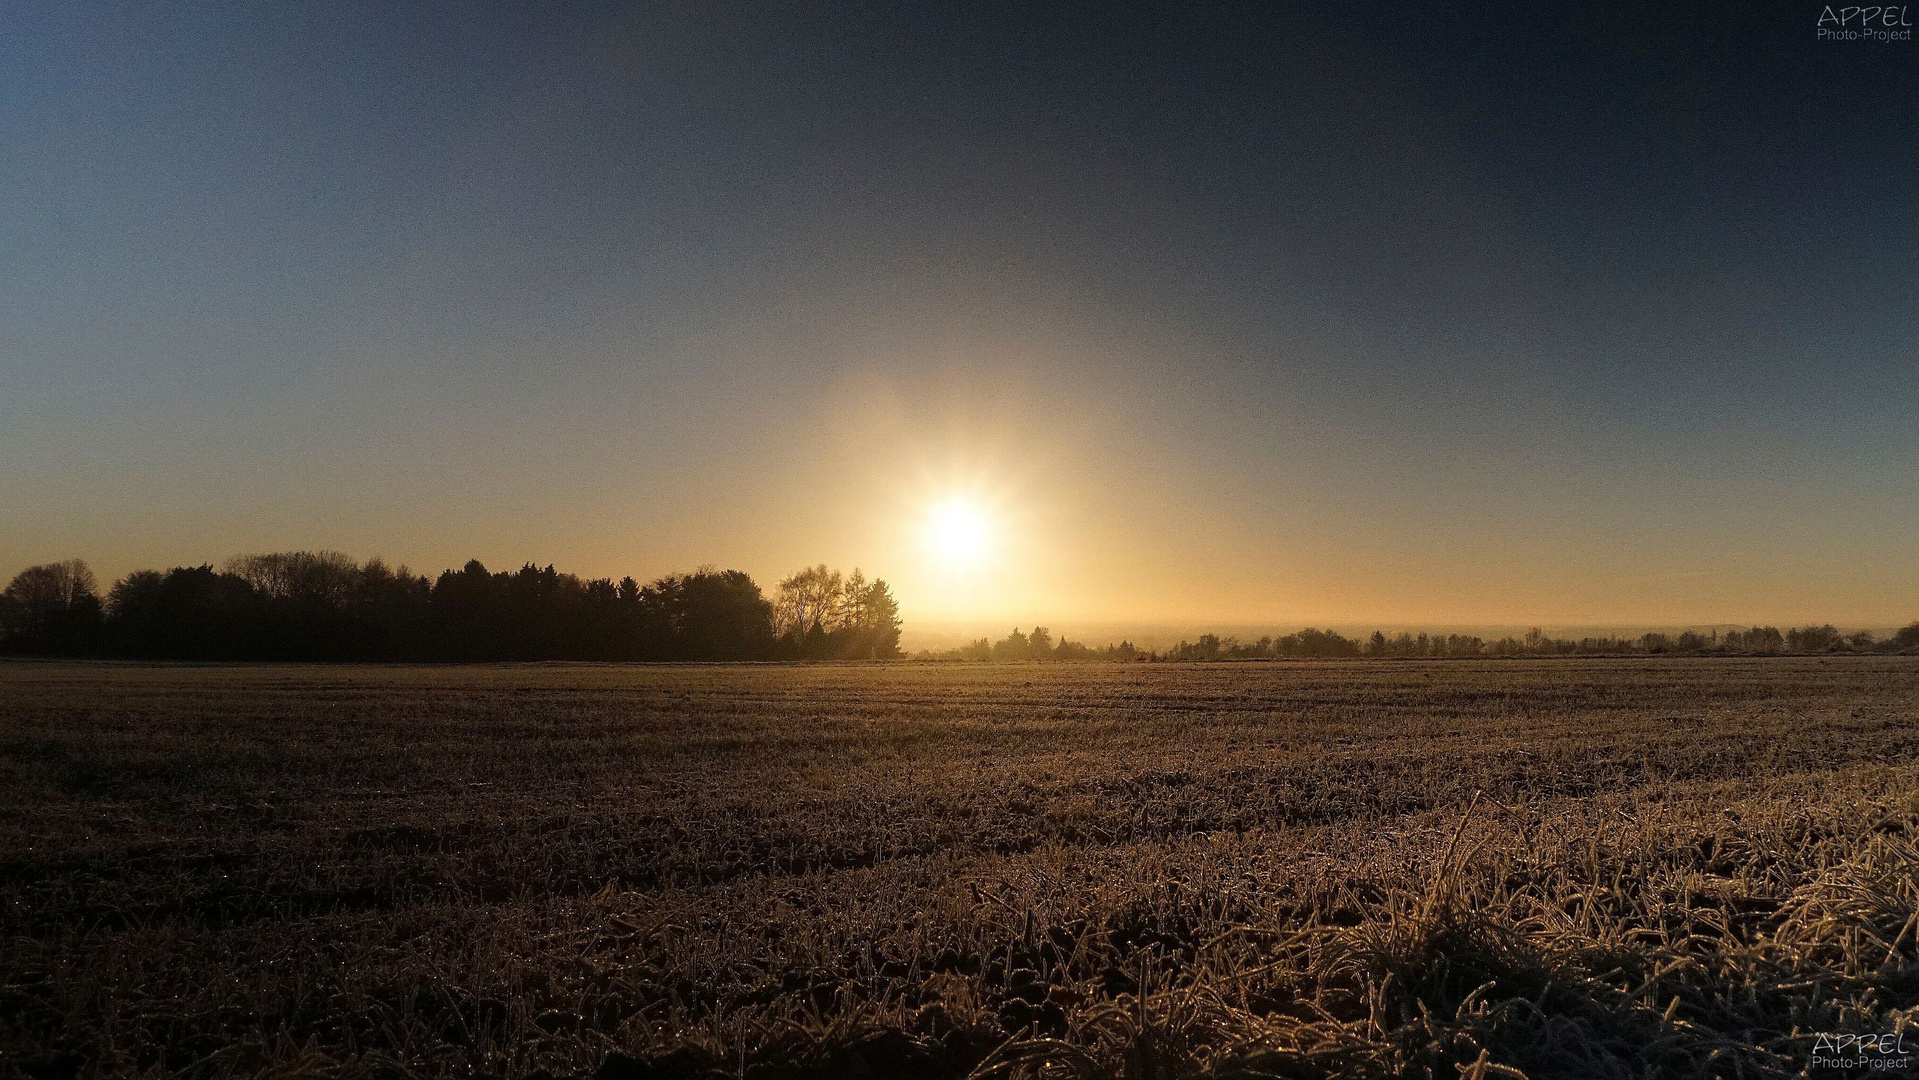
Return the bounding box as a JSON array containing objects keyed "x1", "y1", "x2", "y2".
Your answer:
[{"x1": 4, "y1": 1, "x2": 1917, "y2": 632}]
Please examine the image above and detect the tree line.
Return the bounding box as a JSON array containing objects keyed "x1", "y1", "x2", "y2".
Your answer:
[
  {"x1": 11, "y1": 555, "x2": 1916, "y2": 664},
  {"x1": 924, "y1": 623, "x2": 1919, "y2": 661},
  {"x1": 0, "y1": 554, "x2": 900, "y2": 662},
  {"x1": 928, "y1": 626, "x2": 1145, "y2": 662}
]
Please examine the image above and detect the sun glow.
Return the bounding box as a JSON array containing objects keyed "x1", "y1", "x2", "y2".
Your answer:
[{"x1": 924, "y1": 497, "x2": 995, "y2": 572}]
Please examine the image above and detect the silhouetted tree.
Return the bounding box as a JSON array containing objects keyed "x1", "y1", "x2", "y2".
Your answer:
[
  {"x1": 1027, "y1": 626, "x2": 1054, "y2": 658},
  {"x1": 1, "y1": 560, "x2": 103, "y2": 653},
  {"x1": 0, "y1": 552, "x2": 807, "y2": 662},
  {"x1": 227, "y1": 551, "x2": 360, "y2": 604},
  {"x1": 771, "y1": 566, "x2": 902, "y2": 659},
  {"x1": 950, "y1": 637, "x2": 993, "y2": 660},
  {"x1": 1786, "y1": 624, "x2": 1842, "y2": 652},
  {"x1": 14, "y1": 548, "x2": 1915, "y2": 665},
  {"x1": 1168, "y1": 633, "x2": 1224, "y2": 661},
  {"x1": 993, "y1": 628, "x2": 1032, "y2": 660},
  {"x1": 649, "y1": 568, "x2": 776, "y2": 660},
  {"x1": 1292, "y1": 628, "x2": 1361, "y2": 658},
  {"x1": 1054, "y1": 636, "x2": 1093, "y2": 660},
  {"x1": 1725, "y1": 626, "x2": 1785, "y2": 653},
  {"x1": 841, "y1": 573, "x2": 903, "y2": 658},
  {"x1": 107, "y1": 565, "x2": 258, "y2": 658},
  {"x1": 774, "y1": 565, "x2": 843, "y2": 639}
]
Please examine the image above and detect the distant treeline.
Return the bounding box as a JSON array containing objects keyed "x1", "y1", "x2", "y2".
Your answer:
[
  {"x1": 925, "y1": 623, "x2": 1919, "y2": 661},
  {"x1": 925, "y1": 626, "x2": 1146, "y2": 662},
  {"x1": 0, "y1": 555, "x2": 900, "y2": 662}
]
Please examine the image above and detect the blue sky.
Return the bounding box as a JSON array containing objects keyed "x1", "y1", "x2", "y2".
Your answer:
[{"x1": 5, "y1": 2, "x2": 1916, "y2": 626}]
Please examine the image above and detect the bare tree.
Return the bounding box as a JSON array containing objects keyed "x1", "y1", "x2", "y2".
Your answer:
[
  {"x1": 226, "y1": 551, "x2": 360, "y2": 603},
  {"x1": 4, "y1": 560, "x2": 97, "y2": 613},
  {"x1": 774, "y1": 564, "x2": 844, "y2": 637},
  {"x1": 1, "y1": 559, "x2": 101, "y2": 647}
]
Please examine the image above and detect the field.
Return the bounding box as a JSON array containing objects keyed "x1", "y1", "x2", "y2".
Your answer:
[{"x1": 4, "y1": 659, "x2": 1918, "y2": 1079}]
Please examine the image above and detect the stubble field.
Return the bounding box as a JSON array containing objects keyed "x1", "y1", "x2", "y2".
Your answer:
[{"x1": 3, "y1": 658, "x2": 1918, "y2": 1079}]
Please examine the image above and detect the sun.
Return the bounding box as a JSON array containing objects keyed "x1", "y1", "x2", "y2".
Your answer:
[{"x1": 924, "y1": 497, "x2": 994, "y2": 571}]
